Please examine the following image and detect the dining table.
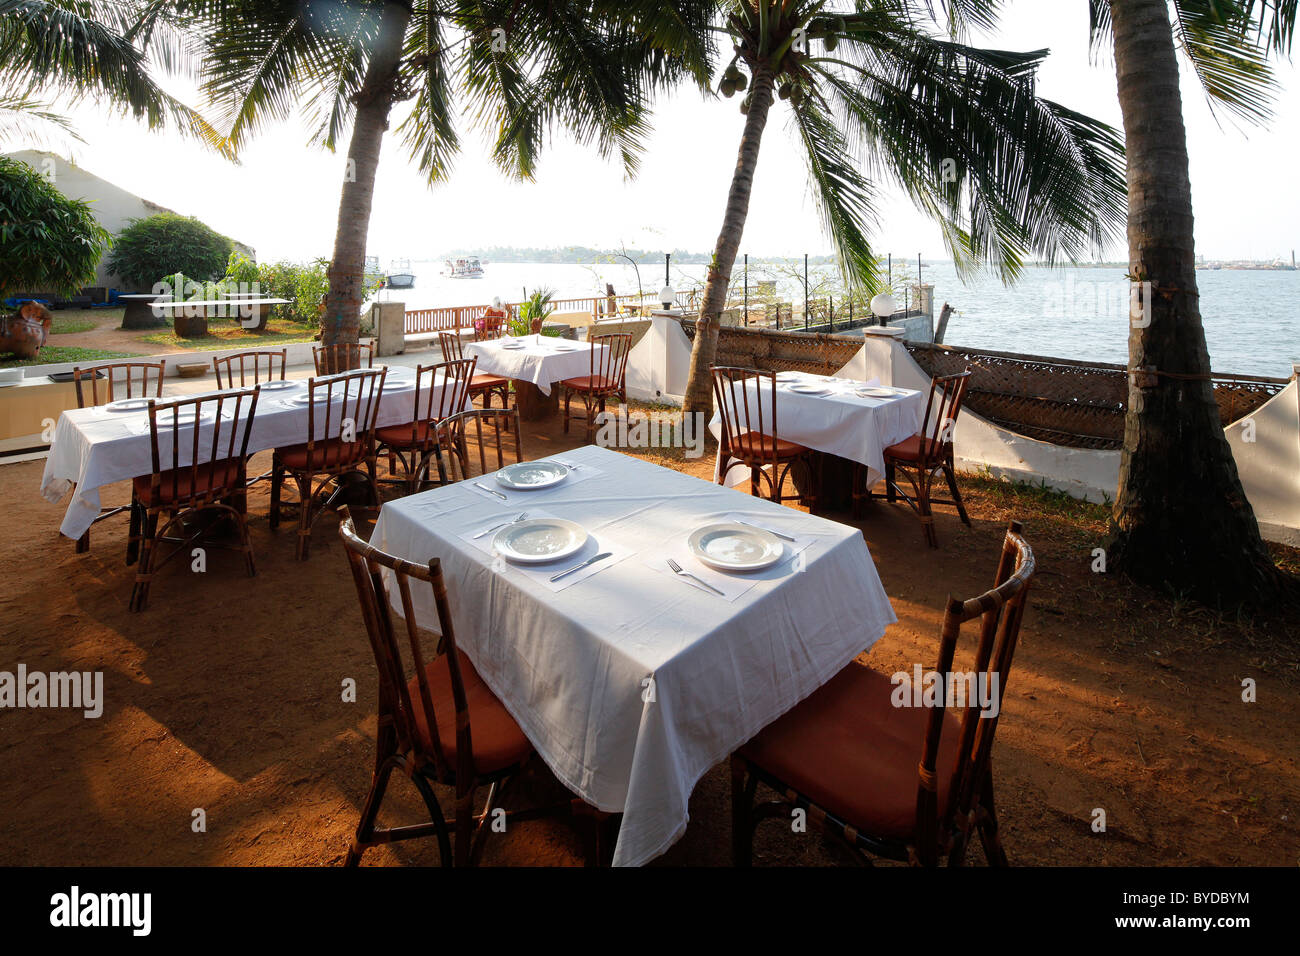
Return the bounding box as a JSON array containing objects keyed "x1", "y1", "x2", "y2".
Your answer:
[
  {"x1": 710, "y1": 370, "x2": 927, "y2": 509},
  {"x1": 40, "y1": 365, "x2": 466, "y2": 541},
  {"x1": 369, "y1": 442, "x2": 896, "y2": 866},
  {"x1": 464, "y1": 335, "x2": 608, "y2": 421}
]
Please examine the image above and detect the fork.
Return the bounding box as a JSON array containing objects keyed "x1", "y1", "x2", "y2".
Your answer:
[
  {"x1": 667, "y1": 558, "x2": 724, "y2": 596},
  {"x1": 473, "y1": 512, "x2": 528, "y2": 539}
]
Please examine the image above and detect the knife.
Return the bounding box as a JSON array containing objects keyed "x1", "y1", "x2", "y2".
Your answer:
[
  {"x1": 550, "y1": 551, "x2": 613, "y2": 582},
  {"x1": 474, "y1": 481, "x2": 507, "y2": 501}
]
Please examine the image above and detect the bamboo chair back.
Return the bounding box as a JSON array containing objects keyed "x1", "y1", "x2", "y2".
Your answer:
[
  {"x1": 213, "y1": 348, "x2": 287, "y2": 389},
  {"x1": 440, "y1": 407, "x2": 524, "y2": 480},
  {"x1": 917, "y1": 371, "x2": 972, "y2": 462},
  {"x1": 337, "y1": 508, "x2": 472, "y2": 782},
  {"x1": 74, "y1": 361, "x2": 166, "y2": 408},
  {"x1": 711, "y1": 365, "x2": 782, "y2": 472},
  {"x1": 914, "y1": 520, "x2": 1035, "y2": 864},
  {"x1": 143, "y1": 388, "x2": 260, "y2": 505},
  {"x1": 585, "y1": 332, "x2": 632, "y2": 392},
  {"x1": 299, "y1": 368, "x2": 386, "y2": 473},
  {"x1": 313, "y1": 342, "x2": 375, "y2": 374}
]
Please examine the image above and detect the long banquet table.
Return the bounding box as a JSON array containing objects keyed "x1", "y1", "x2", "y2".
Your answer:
[
  {"x1": 370, "y1": 443, "x2": 895, "y2": 866},
  {"x1": 40, "y1": 366, "x2": 461, "y2": 540}
]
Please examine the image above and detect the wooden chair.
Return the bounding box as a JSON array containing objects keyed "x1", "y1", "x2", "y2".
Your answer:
[
  {"x1": 313, "y1": 342, "x2": 374, "y2": 375},
  {"x1": 474, "y1": 311, "x2": 507, "y2": 341},
  {"x1": 71, "y1": 360, "x2": 167, "y2": 557},
  {"x1": 213, "y1": 348, "x2": 287, "y2": 388},
  {"x1": 337, "y1": 505, "x2": 537, "y2": 866},
  {"x1": 129, "y1": 388, "x2": 262, "y2": 611},
  {"x1": 855, "y1": 371, "x2": 972, "y2": 547},
  {"x1": 731, "y1": 520, "x2": 1035, "y2": 866},
  {"x1": 439, "y1": 331, "x2": 509, "y2": 417},
  {"x1": 375, "y1": 358, "x2": 476, "y2": 495},
  {"x1": 270, "y1": 368, "x2": 386, "y2": 559},
  {"x1": 437, "y1": 407, "x2": 525, "y2": 482},
  {"x1": 560, "y1": 332, "x2": 632, "y2": 443},
  {"x1": 711, "y1": 365, "x2": 817, "y2": 511}
]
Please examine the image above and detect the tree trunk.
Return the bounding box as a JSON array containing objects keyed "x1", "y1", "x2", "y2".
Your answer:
[
  {"x1": 1107, "y1": 0, "x2": 1293, "y2": 608},
  {"x1": 320, "y1": 0, "x2": 413, "y2": 355},
  {"x1": 681, "y1": 68, "x2": 776, "y2": 416}
]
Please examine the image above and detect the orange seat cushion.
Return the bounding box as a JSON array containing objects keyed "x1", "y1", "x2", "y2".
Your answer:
[
  {"x1": 471, "y1": 374, "x2": 508, "y2": 390},
  {"x1": 885, "y1": 434, "x2": 944, "y2": 463},
  {"x1": 561, "y1": 375, "x2": 619, "y2": 393},
  {"x1": 375, "y1": 421, "x2": 451, "y2": 448},
  {"x1": 739, "y1": 662, "x2": 960, "y2": 840},
  {"x1": 276, "y1": 438, "x2": 365, "y2": 471},
  {"x1": 729, "y1": 431, "x2": 807, "y2": 460},
  {"x1": 407, "y1": 650, "x2": 533, "y2": 775},
  {"x1": 133, "y1": 459, "x2": 242, "y2": 505}
]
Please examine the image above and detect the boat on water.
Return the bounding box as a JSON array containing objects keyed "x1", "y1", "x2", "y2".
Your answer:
[
  {"x1": 386, "y1": 259, "x2": 416, "y2": 289},
  {"x1": 443, "y1": 255, "x2": 485, "y2": 279}
]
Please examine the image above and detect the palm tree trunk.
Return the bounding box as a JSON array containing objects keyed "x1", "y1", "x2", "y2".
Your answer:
[
  {"x1": 681, "y1": 67, "x2": 776, "y2": 415},
  {"x1": 321, "y1": 0, "x2": 413, "y2": 351},
  {"x1": 1108, "y1": 0, "x2": 1291, "y2": 607}
]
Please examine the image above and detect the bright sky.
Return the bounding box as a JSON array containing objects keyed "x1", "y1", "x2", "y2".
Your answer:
[{"x1": 27, "y1": 0, "x2": 1300, "y2": 266}]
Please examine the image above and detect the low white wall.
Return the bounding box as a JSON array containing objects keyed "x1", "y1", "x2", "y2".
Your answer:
[{"x1": 10, "y1": 338, "x2": 375, "y2": 380}]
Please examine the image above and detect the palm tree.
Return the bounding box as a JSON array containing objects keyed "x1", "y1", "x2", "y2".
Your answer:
[
  {"x1": 162, "y1": 0, "x2": 712, "y2": 349},
  {"x1": 0, "y1": 1, "x2": 229, "y2": 154},
  {"x1": 679, "y1": 0, "x2": 1130, "y2": 413},
  {"x1": 1092, "y1": 0, "x2": 1299, "y2": 607}
]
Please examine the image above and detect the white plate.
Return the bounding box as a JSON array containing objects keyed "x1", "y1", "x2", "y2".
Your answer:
[
  {"x1": 496, "y1": 460, "x2": 569, "y2": 490},
  {"x1": 104, "y1": 397, "x2": 154, "y2": 413},
  {"x1": 257, "y1": 380, "x2": 300, "y2": 391},
  {"x1": 493, "y1": 518, "x2": 588, "y2": 564},
  {"x1": 787, "y1": 382, "x2": 829, "y2": 395},
  {"x1": 288, "y1": 392, "x2": 340, "y2": 405},
  {"x1": 774, "y1": 371, "x2": 802, "y2": 382},
  {"x1": 499, "y1": 340, "x2": 526, "y2": 350},
  {"x1": 551, "y1": 343, "x2": 577, "y2": 352},
  {"x1": 383, "y1": 379, "x2": 417, "y2": 391},
  {"x1": 857, "y1": 386, "x2": 898, "y2": 398},
  {"x1": 688, "y1": 522, "x2": 784, "y2": 573}
]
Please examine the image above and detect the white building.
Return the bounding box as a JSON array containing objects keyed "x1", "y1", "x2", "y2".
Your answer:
[{"x1": 4, "y1": 149, "x2": 254, "y2": 293}]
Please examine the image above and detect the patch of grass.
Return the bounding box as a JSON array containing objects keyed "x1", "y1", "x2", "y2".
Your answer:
[
  {"x1": 0, "y1": 346, "x2": 136, "y2": 368},
  {"x1": 141, "y1": 317, "x2": 320, "y2": 350},
  {"x1": 963, "y1": 466, "x2": 1111, "y2": 523},
  {"x1": 49, "y1": 315, "x2": 97, "y2": 334}
]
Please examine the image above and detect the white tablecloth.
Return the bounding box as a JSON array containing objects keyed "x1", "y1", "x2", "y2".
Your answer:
[
  {"x1": 40, "y1": 367, "x2": 465, "y2": 540},
  {"x1": 370, "y1": 443, "x2": 894, "y2": 866},
  {"x1": 710, "y1": 372, "x2": 926, "y2": 488},
  {"x1": 465, "y1": 337, "x2": 608, "y2": 396}
]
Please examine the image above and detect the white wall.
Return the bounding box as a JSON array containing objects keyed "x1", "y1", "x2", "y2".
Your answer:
[{"x1": 5, "y1": 150, "x2": 253, "y2": 291}]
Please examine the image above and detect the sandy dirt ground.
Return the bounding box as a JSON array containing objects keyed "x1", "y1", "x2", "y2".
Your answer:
[{"x1": 0, "y1": 408, "x2": 1296, "y2": 867}]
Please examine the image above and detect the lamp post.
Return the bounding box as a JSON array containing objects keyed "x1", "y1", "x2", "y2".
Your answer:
[
  {"x1": 870, "y1": 292, "x2": 896, "y2": 327},
  {"x1": 659, "y1": 253, "x2": 675, "y2": 310}
]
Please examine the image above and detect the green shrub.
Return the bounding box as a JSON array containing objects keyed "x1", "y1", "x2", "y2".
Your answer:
[
  {"x1": 0, "y1": 157, "x2": 110, "y2": 298},
  {"x1": 256, "y1": 258, "x2": 329, "y2": 325},
  {"x1": 105, "y1": 213, "x2": 233, "y2": 290},
  {"x1": 512, "y1": 287, "x2": 556, "y2": 336}
]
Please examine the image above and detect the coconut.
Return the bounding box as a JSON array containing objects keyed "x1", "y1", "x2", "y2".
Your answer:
[
  {"x1": 721, "y1": 78, "x2": 737, "y2": 97},
  {"x1": 825, "y1": 33, "x2": 839, "y2": 52},
  {"x1": 740, "y1": 94, "x2": 752, "y2": 115},
  {"x1": 789, "y1": 85, "x2": 805, "y2": 106},
  {"x1": 778, "y1": 82, "x2": 792, "y2": 100},
  {"x1": 734, "y1": 71, "x2": 748, "y2": 91}
]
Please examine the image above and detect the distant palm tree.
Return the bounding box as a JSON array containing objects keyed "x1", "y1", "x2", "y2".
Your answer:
[
  {"x1": 0, "y1": 1, "x2": 228, "y2": 153},
  {"x1": 679, "y1": 0, "x2": 1129, "y2": 413},
  {"x1": 1092, "y1": 0, "x2": 1299, "y2": 607},
  {"x1": 162, "y1": 0, "x2": 712, "y2": 350}
]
